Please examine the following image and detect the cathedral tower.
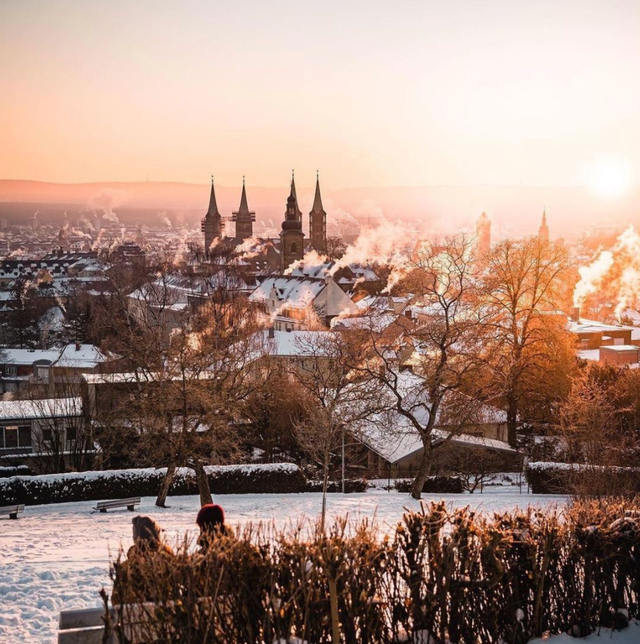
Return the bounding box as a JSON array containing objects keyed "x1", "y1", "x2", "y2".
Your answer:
[
  {"x1": 231, "y1": 177, "x2": 256, "y2": 240},
  {"x1": 538, "y1": 209, "x2": 550, "y2": 243},
  {"x1": 309, "y1": 172, "x2": 327, "y2": 252},
  {"x1": 201, "y1": 176, "x2": 223, "y2": 254},
  {"x1": 280, "y1": 174, "x2": 305, "y2": 272},
  {"x1": 476, "y1": 211, "x2": 491, "y2": 258}
]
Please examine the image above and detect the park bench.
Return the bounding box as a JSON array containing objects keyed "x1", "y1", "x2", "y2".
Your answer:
[
  {"x1": 59, "y1": 600, "x2": 216, "y2": 644},
  {"x1": 95, "y1": 497, "x2": 141, "y2": 513},
  {"x1": 0, "y1": 504, "x2": 25, "y2": 519}
]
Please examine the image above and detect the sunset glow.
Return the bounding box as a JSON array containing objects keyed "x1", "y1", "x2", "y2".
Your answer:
[{"x1": 1, "y1": 0, "x2": 639, "y2": 190}]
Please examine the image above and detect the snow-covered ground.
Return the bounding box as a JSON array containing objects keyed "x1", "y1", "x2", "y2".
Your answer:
[{"x1": 1, "y1": 487, "x2": 565, "y2": 644}]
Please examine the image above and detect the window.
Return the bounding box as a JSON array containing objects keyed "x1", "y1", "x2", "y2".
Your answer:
[
  {"x1": 4, "y1": 427, "x2": 17, "y2": 448},
  {"x1": 6, "y1": 366, "x2": 17, "y2": 376},
  {"x1": 42, "y1": 428, "x2": 53, "y2": 443},
  {"x1": 18, "y1": 426, "x2": 31, "y2": 447},
  {"x1": 580, "y1": 339, "x2": 590, "y2": 349},
  {"x1": 66, "y1": 426, "x2": 77, "y2": 442},
  {"x1": 614, "y1": 337, "x2": 625, "y2": 346}
]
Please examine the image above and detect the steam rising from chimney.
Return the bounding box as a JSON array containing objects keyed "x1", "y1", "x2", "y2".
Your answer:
[{"x1": 573, "y1": 225, "x2": 640, "y2": 319}]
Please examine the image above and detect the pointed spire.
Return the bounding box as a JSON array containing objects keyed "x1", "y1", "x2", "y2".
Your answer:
[
  {"x1": 206, "y1": 175, "x2": 220, "y2": 217},
  {"x1": 237, "y1": 175, "x2": 250, "y2": 215},
  {"x1": 289, "y1": 169, "x2": 302, "y2": 222},
  {"x1": 311, "y1": 171, "x2": 324, "y2": 213}
]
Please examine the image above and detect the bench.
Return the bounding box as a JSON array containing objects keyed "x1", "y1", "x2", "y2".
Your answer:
[
  {"x1": 95, "y1": 497, "x2": 141, "y2": 513},
  {"x1": 0, "y1": 504, "x2": 25, "y2": 519},
  {"x1": 59, "y1": 599, "x2": 218, "y2": 643},
  {"x1": 58, "y1": 606, "x2": 114, "y2": 644}
]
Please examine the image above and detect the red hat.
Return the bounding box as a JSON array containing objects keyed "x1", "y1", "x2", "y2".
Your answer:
[{"x1": 196, "y1": 504, "x2": 225, "y2": 531}]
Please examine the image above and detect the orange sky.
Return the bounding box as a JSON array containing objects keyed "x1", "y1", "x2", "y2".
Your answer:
[{"x1": 1, "y1": 0, "x2": 639, "y2": 191}]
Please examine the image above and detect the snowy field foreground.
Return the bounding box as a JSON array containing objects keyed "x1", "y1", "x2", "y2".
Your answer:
[{"x1": 1, "y1": 488, "x2": 565, "y2": 643}]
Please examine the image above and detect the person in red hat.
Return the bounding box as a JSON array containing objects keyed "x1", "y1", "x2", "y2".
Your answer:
[{"x1": 196, "y1": 503, "x2": 232, "y2": 552}]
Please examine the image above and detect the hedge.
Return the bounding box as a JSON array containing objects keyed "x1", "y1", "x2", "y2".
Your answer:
[
  {"x1": 526, "y1": 461, "x2": 640, "y2": 495},
  {"x1": 107, "y1": 497, "x2": 640, "y2": 643},
  {"x1": 0, "y1": 464, "x2": 30, "y2": 479},
  {"x1": 0, "y1": 463, "x2": 307, "y2": 506},
  {"x1": 306, "y1": 478, "x2": 369, "y2": 493},
  {"x1": 394, "y1": 475, "x2": 464, "y2": 494}
]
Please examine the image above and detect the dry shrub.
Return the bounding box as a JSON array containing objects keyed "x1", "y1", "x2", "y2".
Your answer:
[{"x1": 108, "y1": 498, "x2": 640, "y2": 643}]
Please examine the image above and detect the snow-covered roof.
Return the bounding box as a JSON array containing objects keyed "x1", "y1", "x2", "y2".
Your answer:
[
  {"x1": 254, "y1": 329, "x2": 336, "y2": 358},
  {"x1": 568, "y1": 318, "x2": 634, "y2": 335},
  {"x1": 0, "y1": 344, "x2": 112, "y2": 369},
  {"x1": 250, "y1": 276, "x2": 327, "y2": 309},
  {"x1": 55, "y1": 344, "x2": 111, "y2": 369},
  {"x1": 0, "y1": 397, "x2": 82, "y2": 420}
]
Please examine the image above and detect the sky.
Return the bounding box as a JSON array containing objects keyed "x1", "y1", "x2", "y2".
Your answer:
[{"x1": 1, "y1": 0, "x2": 639, "y2": 191}]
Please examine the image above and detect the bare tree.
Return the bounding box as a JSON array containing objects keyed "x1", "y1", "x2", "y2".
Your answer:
[
  {"x1": 94, "y1": 263, "x2": 266, "y2": 507},
  {"x1": 355, "y1": 235, "x2": 490, "y2": 499},
  {"x1": 287, "y1": 330, "x2": 382, "y2": 530}
]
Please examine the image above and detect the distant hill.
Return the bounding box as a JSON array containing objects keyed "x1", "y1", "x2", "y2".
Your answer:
[{"x1": 1, "y1": 180, "x2": 639, "y2": 241}]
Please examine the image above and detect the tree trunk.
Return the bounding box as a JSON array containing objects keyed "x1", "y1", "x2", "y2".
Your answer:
[
  {"x1": 320, "y1": 450, "x2": 330, "y2": 532},
  {"x1": 410, "y1": 443, "x2": 433, "y2": 500},
  {"x1": 195, "y1": 460, "x2": 213, "y2": 506},
  {"x1": 156, "y1": 461, "x2": 177, "y2": 507},
  {"x1": 507, "y1": 395, "x2": 518, "y2": 448}
]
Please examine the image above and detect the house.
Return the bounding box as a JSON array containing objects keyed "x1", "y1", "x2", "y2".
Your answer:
[
  {"x1": 287, "y1": 260, "x2": 382, "y2": 296},
  {"x1": 250, "y1": 275, "x2": 359, "y2": 330},
  {"x1": 0, "y1": 397, "x2": 86, "y2": 467},
  {"x1": 350, "y1": 371, "x2": 518, "y2": 477},
  {"x1": 0, "y1": 343, "x2": 115, "y2": 394}
]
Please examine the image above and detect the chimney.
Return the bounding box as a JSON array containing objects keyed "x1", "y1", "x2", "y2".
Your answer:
[
  {"x1": 570, "y1": 306, "x2": 580, "y2": 323},
  {"x1": 75, "y1": 342, "x2": 81, "y2": 351}
]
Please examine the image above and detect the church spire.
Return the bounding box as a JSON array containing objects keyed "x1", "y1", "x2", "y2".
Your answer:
[
  {"x1": 309, "y1": 171, "x2": 327, "y2": 252},
  {"x1": 290, "y1": 170, "x2": 303, "y2": 222},
  {"x1": 232, "y1": 175, "x2": 256, "y2": 240},
  {"x1": 538, "y1": 208, "x2": 550, "y2": 243},
  {"x1": 202, "y1": 175, "x2": 223, "y2": 255},
  {"x1": 206, "y1": 175, "x2": 220, "y2": 218},
  {"x1": 311, "y1": 171, "x2": 324, "y2": 213}
]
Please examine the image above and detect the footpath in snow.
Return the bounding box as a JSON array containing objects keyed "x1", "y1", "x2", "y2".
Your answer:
[{"x1": 1, "y1": 487, "x2": 564, "y2": 644}]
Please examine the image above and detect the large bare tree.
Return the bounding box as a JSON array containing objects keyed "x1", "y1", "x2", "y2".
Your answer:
[{"x1": 356, "y1": 235, "x2": 490, "y2": 499}]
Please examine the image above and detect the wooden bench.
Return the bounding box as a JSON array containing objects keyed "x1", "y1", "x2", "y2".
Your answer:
[
  {"x1": 95, "y1": 497, "x2": 141, "y2": 513},
  {"x1": 0, "y1": 504, "x2": 25, "y2": 519}
]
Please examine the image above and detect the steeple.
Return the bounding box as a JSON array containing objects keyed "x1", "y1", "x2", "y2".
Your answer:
[
  {"x1": 290, "y1": 170, "x2": 303, "y2": 222},
  {"x1": 231, "y1": 176, "x2": 256, "y2": 240},
  {"x1": 202, "y1": 175, "x2": 223, "y2": 255},
  {"x1": 309, "y1": 171, "x2": 327, "y2": 252},
  {"x1": 207, "y1": 175, "x2": 220, "y2": 219},
  {"x1": 538, "y1": 208, "x2": 550, "y2": 243},
  {"x1": 476, "y1": 211, "x2": 491, "y2": 258},
  {"x1": 281, "y1": 173, "x2": 304, "y2": 272}
]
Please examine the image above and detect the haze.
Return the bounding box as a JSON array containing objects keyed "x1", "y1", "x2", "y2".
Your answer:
[{"x1": 1, "y1": 0, "x2": 639, "y2": 193}]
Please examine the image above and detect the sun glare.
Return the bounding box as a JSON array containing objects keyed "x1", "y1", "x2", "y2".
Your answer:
[{"x1": 588, "y1": 158, "x2": 633, "y2": 198}]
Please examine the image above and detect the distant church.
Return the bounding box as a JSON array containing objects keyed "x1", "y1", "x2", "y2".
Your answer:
[{"x1": 201, "y1": 172, "x2": 328, "y2": 272}]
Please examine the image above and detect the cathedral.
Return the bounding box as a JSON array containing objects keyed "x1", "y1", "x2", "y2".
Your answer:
[{"x1": 201, "y1": 172, "x2": 328, "y2": 272}]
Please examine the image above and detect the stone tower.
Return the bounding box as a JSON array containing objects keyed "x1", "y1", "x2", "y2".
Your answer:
[
  {"x1": 476, "y1": 212, "x2": 491, "y2": 258},
  {"x1": 201, "y1": 176, "x2": 223, "y2": 255},
  {"x1": 309, "y1": 172, "x2": 327, "y2": 252},
  {"x1": 538, "y1": 209, "x2": 550, "y2": 243},
  {"x1": 231, "y1": 177, "x2": 256, "y2": 240},
  {"x1": 280, "y1": 175, "x2": 305, "y2": 272}
]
